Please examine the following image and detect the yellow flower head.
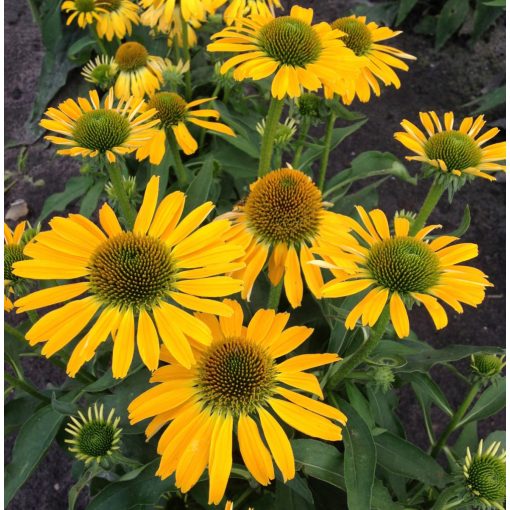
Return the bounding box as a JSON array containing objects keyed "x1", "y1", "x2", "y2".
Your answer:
[
  {"x1": 136, "y1": 93, "x2": 236, "y2": 162},
  {"x1": 395, "y1": 111, "x2": 506, "y2": 181},
  {"x1": 223, "y1": 0, "x2": 282, "y2": 25},
  {"x1": 13, "y1": 176, "x2": 244, "y2": 378},
  {"x1": 128, "y1": 299, "x2": 345, "y2": 504},
  {"x1": 219, "y1": 168, "x2": 354, "y2": 308},
  {"x1": 61, "y1": 0, "x2": 108, "y2": 28},
  {"x1": 95, "y1": 0, "x2": 140, "y2": 41},
  {"x1": 318, "y1": 206, "x2": 492, "y2": 338},
  {"x1": 207, "y1": 5, "x2": 363, "y2": 99},
  {"x1": 113, "y1": 42, "x2": 168, "y2": 99},
  {"x1": 328, "y1": 15, "x2": 416, "y2": 104},
  {"x1": 39, "y1": 89, "x2": 159, "y2": 163},
  {"x1": 4, "y1": 222, "x2": 29, "y2": 312}
]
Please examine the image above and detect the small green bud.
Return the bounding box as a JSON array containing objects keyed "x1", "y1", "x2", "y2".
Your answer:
[
  {"x1": 256, "y1": 117, "x2": 298, "y2": 150},
  {"x1": 471, "y1": 354, "x2": 506, "y2": 380},
  {"x1": 105, "y1": 176, "x2": 137, "y2": 204},
  {"x1": 371, "y1": 366, "x2": 395, "y2": 393},
  {"x1": 297, "y1": 93, "x2": 324, "y2": 119}
]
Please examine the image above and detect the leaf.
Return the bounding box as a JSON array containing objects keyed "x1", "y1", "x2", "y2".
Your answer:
[
  {"x1": 5, "y1": 397, "x2": 43, "y2": 436},
  {"x1": 5, "y1": 405, "x2": 67, "y2": 505},
  {"x1": 341, "y1": 400, "x2": 376, "y2": 510},
  {"x1": 366, "y1": 387, "x2": 405, "y2": 437},
  {"x1": 51, "y1": 392, "x2": 79, "y2": 416},
  {"x1": 396, "y1": 0, "x2": 418, "y2": 24},
  {"x1": 452, "y1": 421, "x2": 478, "y2": 458},
  {"x1": 405, "y1": 373, "x2": 453, "y2": 416},
  {"x1": 275, "y1": 478, "x2": 314, "y2": 509},
  {"x1": 471, "y1": 0, "x2": 505, "y2": 42},
  {"x1": 465, "y1": 86, "x2": 506, "y2": 114},
  {"x1": 86, "y1": 460, "x2": 177, "y2": 509},
  {"x1": 79, "y1": 178, "x2": 107, "y2": 218},
  {"x1": 183, "y1": 158, "x2": 214, "y2": 215},
  {"x1": 374, "y1": 431, "x2": 448, "y2": 487},
  {"x1": 38, "y1": 175, "x2": 94, "y2": 223},
  {"x1": 458, "y1": 377, "x2": 506, "y2": 427},
  {"x1": 435, "y1": 0, "x2": 470, "y2": 49},
  {"x1": 67, "y1": 36, "x2": 95, "y2": 62},
  {"x1": 448, "y1": 204, "x2": 470, "y2": 237},
  {"x1": 483, "y1": 0, "x2": 505, "y2": 5}
]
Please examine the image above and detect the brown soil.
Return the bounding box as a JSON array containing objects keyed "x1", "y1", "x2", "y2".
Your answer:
[{"x1": 4, "y1": 0, "x2": 505, "y2": 508}]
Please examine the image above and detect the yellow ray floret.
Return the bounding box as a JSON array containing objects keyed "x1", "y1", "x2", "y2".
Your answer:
[
  {"x1": 316, "y1": 206, "x2": 492, "y2": 338},
  {"x1": 395, "y1": 111, "x2": 506, "y2": 181},
  {"x1": 128, "y1": 299, "x2": 346, "y2": 504},
  {"x1": 61, "y1": 0, "x2": 108, "y2": 28},
  {"x1": 136, "y1": 93, "x2": 236, "y2": 162},
  {"x1": 13, "y1": 176, "x2": 245, "y2": 378},
  {"x1": 95, "y1": 0, "x2": 140, "y2": 41},
  {"x1": 208, "y1": 5, "x2": 364, "y2": 99},
  {"x1": 223, "y1": 0, "x2": 282, "y2": 25},
  {"x1": 4, "y1": 221, "x2": 29, "y2": 312},
  {"x1": 39, "y1": 88, "x2": 160, "y2": 163},
  {"x1": 218, "y1": 168, "x2": 356, "y2": 308}
]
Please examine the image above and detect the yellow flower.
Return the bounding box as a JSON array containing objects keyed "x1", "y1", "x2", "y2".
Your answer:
[
  {"x1": 39, "y1": 89, "x2": 159, "y2": 163},
  {"x1": 136, "y1": 93, "x2": 236, "y2": 162},
  {"x1": 317, "y1": 206, "x2": 492, "y2": 338},
  {"x1": 219, "y1": 168, "x2": 354, "y2": 308},
  {"x1": 4, "y1": 222, "x2": 29, "y2": 312},
  {"x1": 128, "y1": 300, "x2": 345, "y2": 504},
  {"x1": 13, "y1": 176, "x2": 244, "y2": 378},
  {"x1": 61, "y1": 0, "x2": 108, "y2": 28},
  {"x1": 395, "y1": 111, "x2": 506, "y2": 181},
  {"x1": 223, "y1": 0, "x2": 282, "y2": 25},
  {"x1": 207, "y1": 5, "x2": 362, "y2": 99},
  {"x1": 95, "y1": 0, "x2": 140, "y2": 41},
  {"x1": 328, "y1": 15, "x2": 415, "y2": 104},
  {"x1": 113, "y1": 42, "x2": 168, "y2": 99}
]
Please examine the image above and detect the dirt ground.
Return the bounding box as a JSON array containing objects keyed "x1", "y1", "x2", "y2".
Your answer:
[{"x1": 4, "y1": 0, "x2": 505, "y2": 508}]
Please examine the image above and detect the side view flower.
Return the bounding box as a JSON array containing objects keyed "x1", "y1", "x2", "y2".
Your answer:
[
  {"x1": 39, "y1": 88, "x2": 159, "y2": 163},
  {"x1": 395, "y1": 111, "x2": 506, "y2": 181},
  {"x1": 95, "y1": 0, "x2": 140, "y2": 41},
  {"x1": 13, "y1": 176, "x2": 244, "y2": 378},
  {"x1": 223, "y1": 0, "x2": 282, "y2": 25},
  {"x1": 62, "y1": 0, "x2": 108, "y2": 27},
  {"x1": 4, "y1": 222, "x2": 29, "y2": 312},
  {"x1": 219, "y1": 168, "x2": 355, "y2": 308},
  {"x1": 128, "y1": 300, "x2": 346, "y2": 504},
  {"x1": 317, "y1": 206, "x2": 492, "y2": 337}
]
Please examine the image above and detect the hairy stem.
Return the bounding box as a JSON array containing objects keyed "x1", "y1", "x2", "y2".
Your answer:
[{"x1": 258, "y1": 97, "x2": 284, "y2": 177}]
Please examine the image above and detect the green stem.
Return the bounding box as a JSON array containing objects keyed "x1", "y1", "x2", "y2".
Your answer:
[
  {"x1": 89, "y1": 26, "x2": 108, "y2": 55},
  {"x1": 258, "y1": 97, "x2": 284, "y2": 177},
  {"x1": 198, "y1": 84, "x2": 221, "y2": 147},
  {"x1": 235, "y1": 486, "x2": 254, "y2": 507},
  {"x1": 409, "y1": 178, "x2": 446, "y2": 236},
  {"x1": 292, "y1": 117, "x2": 310, "y2": 168},
  {"x1": 27, "y1": 0, "x2": 42, "y2": 27},
  {"x1": 326, "y1": 306, "x2": 390, "y2": 389},
  {"x1": 4, "y1": 373, "x2": 50, "y2": 403},
  {"x1": 267, "y1": 280, "x2": 284, "y2": 311},
  {"x1": 167, "y1": 130, "x2": 190, "y2": 186},
  {"x1": 180, "y1": 11, "x2": 192, "y2": 101},
  {"x1": 430, "y1": 381, "x2": 482, "y2": 458},
  {"x1": 105, "y1": 162, "x2": 136, "y2": 229},
  {"x1": 5, "y1": 322, "x2": 26, "y2": 342},
  {"x1": 318, "y1": 111, "x2": 336, "y2": 191}
]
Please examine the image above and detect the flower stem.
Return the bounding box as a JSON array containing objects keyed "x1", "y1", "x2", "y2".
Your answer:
[
  {"x1": 267, "y1": 280, "x2": 283, "y2": 311},
  {"x1": 318, "y1": 111, "x2": 336, "y2": 191},
  {"x1": 4, "y1": 372, "x2": 50, "y2": 403},
  {"x1": 180, "y1": 11, "x2": 192, "y2": 101},
  {"x1": 258, "y1": 97, "x2": 284, "y2": 177},
  {"x1": 430, "y1": 381, "x2": 482, "y2": 458},
  {"x1": 105, "y1": 162, "x2": 136, "y2": 229},
  {"x1": 292, "y1": 117, "x2": 310, "y2": 168},
  {"x1": 167, "y1": 129, "x2": 190, "y2": 186},
  {"x1": 326, "y1": 306, "x2": 390, "y2": 389},
  {"x1": 409, "y1": 178, "x2": 446, "y2": 236},
  {"x1": 89, "y1": 26, "x2": 108, "y2": 55}
]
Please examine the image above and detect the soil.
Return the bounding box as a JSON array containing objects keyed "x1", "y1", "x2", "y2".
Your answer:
[{"x1": 4, "y1": 0, "x2": 505, "y2": 508}]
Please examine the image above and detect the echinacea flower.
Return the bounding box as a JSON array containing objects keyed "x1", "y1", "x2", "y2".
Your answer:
[
  {"x1": 329, "y1": 15, "x2": 416, "y2": 104},
  {"x1": 95, "y1": 0, "x2": 140, "y2": 41},
  {"x1": 463, "y1": 440, "x2": 506, "y2": 510},
  {"x1": 65, "y1": 403, "x2": 122, "y2": 465},
  {"x1": 470, "y1": 353, "x2": 506, "y2": 380},
  {"x1": 136, "y1": 92, "x2": 235, "y2": 162},
  {"x1": 4, "y1": 222, "x2": 29, "y2": 312},
  {"x1": 317, "y1": 206, "x2": 492, "y2": 338},
  {"x1": 61, "y1": 0, "x2": 108, "y2": 27},
  {"x1": 82, "y1": 55, "x2": 119, "y2": 90},
  {"x1": 395, "y1": 111, "x2": 506, "y2": 181},
  {"x1": 39, "y1": 88, "x2": 159, "y2": 163},
  {"x1": 128, "y1": 300, "x2": 346, "y2": 504},
  {"x1": 13, "y1": 176, "x2": 244, "y2": 378},
  {"x1": 223, "y1": 0, "x2": 282, "y2": 25},
  {"x1": 113, "y1": 42, "x2": 167, "y2": 99},
  {"x1": 208, "y1": 5, "x2": 362, "y2": 99},
  {"x1": 219, "y1": 168, "x2": 354, "y2": 308}
]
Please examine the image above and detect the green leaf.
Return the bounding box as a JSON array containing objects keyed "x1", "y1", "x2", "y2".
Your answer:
[
  {"x1": 374, "y1": 431, "x2": 448, "y2": 487},
  {"x1": 472, "y1": 0, "x2": 505, "y2": 42},
  {"x1": 86, "y1": 459, "x2": 177, "y2": 509},
  {"x1": 67, "y1": 36, "x2": 95, "y2": 62},
  {"x1": 5, "y1": 405, "x2": 67, "y2": 505},
  {"x1": 51, "y1": 392, "x2": 79, "y2": 416},
  {"x1": 453, "y1": 421, "x2": 478, "y2": 458},
  {"x1": 275, "y1": 478, "x2": 314, "y2": 509},
  {"x1": 38, "y1": 175, "x2": 94, "y2": 223},
  {"x1": 341, "y1": 400, "x2": 376, "y2": 510},
  {"x1": 483, "y1": 0, "x2": 505, "y2": 5},
  {"x1": 183, "y1": 158, "x2": 214, "y2": 215},
  {"x1": 366, "y1": 387, "x2": 404, "y2": 436},
  {"x1": 435, "y1": 0, "x2": 470, "y2": 49},
  {"x1": 396, "y1": 0, "x2": 418, "y2": 24},
  {"x1": 79, "y1": 178, "x2": 107, "y2": 218},
  {"x1": 405, "y1": 373, "x2": 453, "y2": 416},
  {"x1": 465, "y1": 86, "x2": 506, "y2": 114},
  {"x1": 345, "y1": 383, "x2": 375, "y2": 429},
  {"x1": 5, "y1": 397, "x2": 42, "y2": 436},
  {"x1": 448, "y1": 204, "x2": 470, "y2": 237},
  {"x1": 292, "y1": 439, "x2": 344, "y2": 489},
  {"x1": 458, "y1": 377, "x2": 506, "y2": 427}
]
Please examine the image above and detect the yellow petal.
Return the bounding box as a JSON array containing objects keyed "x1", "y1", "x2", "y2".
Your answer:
[
  {"x1": 137, "y1": 309, "x2": 160, "y2": 371},
  {"x1": 389, "y1": 291, "x2": 409, "y2": 338},
  {"x1": 284, "y1": 245, "x2": 303, "y2": 308},
  {"x1": 208, "y1": 414, "x2": 234, "y2": 505},
  {"x1": 112, "y1": 308, "x2": 135, "y2": 378},
  {"x1": 134, "y1": 175, "x2": 160, "y2": 235}
]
